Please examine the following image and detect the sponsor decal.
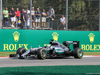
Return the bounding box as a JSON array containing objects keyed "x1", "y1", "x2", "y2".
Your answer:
[
  {"x1": 3, "y1": 31, "x2": 29, "y2": 51},
  {"x1": 3, "y1": 44, "x2": 28, "y2": 51},
  {"x1": 13, "y1": 31, "x2": 20, "y2": 42},
  {"x1": 81, "y1": 33, "x2": 100, "y2": 51},
  {"x1": 52, "y1": 32, "x2": 59, "y2": 41},
  {"x1": 88, "y1": 33, "x2": 95, "y2": 43}
]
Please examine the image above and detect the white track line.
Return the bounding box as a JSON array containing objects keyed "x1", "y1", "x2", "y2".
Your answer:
[{"x1": 83, "y1": 55, "x2": 100, "y2": 57}]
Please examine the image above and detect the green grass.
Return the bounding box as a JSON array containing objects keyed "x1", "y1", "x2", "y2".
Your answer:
[
  {"x1": 0, "y1": 65, "x2": 100, "y2": 75},
  {"x1": 84, "y1": 52, "x2": 100, "y2": 55},
  {"x1": 0, "y1": 52, "x2": 100, "y2": 57},
  {"x1": 0, "y1": 52, "x2": 16, "y2": 57}
]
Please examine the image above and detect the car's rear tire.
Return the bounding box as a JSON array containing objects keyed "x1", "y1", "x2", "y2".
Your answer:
[
  {"x1": 73, "y1": 48, "x2": 83, "y2": 59},
  {"x1": 37, "y1": 48, "x2": 47, "y2": 59},
  {"x1": 16, "y1": 48, "x2": 26, "y2": 59}
]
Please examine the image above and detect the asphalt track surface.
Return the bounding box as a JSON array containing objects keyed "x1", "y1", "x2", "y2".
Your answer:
[{"x1": 0, "y1": 56, "x2": 100, "y2": 67}]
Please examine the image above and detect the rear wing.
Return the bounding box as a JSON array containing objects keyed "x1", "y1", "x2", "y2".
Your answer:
[
  {"x1": 73, "y1": 41, "x2": 79, "y2": 49},
  {"x1": 63, "y1": 41, "x2": 79, "y2": 49}
]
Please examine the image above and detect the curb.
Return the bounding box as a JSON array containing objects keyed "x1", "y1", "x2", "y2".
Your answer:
[{"x1": 0, "y1": 57, "x2": 9, "y2": 58}]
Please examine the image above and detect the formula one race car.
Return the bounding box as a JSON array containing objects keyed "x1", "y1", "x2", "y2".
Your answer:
[{"x1": 10, "y1": 40, "x2": 83, "y2": 59}]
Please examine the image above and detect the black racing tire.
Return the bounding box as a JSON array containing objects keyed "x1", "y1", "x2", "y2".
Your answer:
[
  {"x1": 73, "y1": 48, "x2": 83, "y2": 59},
  {"x1": 37, "y1": 48, "x2": 47, "y2": 60},
  {"x1": 9, "y1": 54, "x2": 16, "y2": 57},
  {"x1": 16, "y1": 48, "x2": 26, "y2": 59}
]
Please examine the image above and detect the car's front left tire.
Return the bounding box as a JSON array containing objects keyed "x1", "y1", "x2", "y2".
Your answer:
[
  {"x1": 37, "y1": 48, "x2": 47, "y2": 60},
  {"x1": 16, "y1": 48, "x2": 26, "y2": 59}
]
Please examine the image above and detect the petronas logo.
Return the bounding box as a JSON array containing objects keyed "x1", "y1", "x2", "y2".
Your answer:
[
  {"x1": 13, "y1": 31, "x2": 20, "y2": 42},
  {"x1": 52, "y1": 32, "x2": 59, "y2": 41},
  {"x1": 88, "y1": 33, "x2": 95, "y2": 43}
]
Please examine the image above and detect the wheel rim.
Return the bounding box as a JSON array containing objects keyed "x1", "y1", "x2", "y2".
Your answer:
[
  {"x1": 78, "y1": 50, "x2": 83, "y2": 57},
  {"x1": 41, "y1": 50, "x2": 46, "y2": 58}
]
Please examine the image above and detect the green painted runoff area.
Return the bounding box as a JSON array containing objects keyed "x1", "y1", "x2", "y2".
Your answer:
[{"x1": 0, "y1": 65, "x2": 100, "y2": 75}]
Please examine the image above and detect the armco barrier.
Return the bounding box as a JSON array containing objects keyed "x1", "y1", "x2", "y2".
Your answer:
[{"x1": 0, "y1": 29, "x2": 100, "y2": 52}]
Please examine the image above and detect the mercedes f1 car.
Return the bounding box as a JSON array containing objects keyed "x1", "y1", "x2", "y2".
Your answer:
[{"x1": 10, "y1": 40, "x2": 83, "y2": 59}]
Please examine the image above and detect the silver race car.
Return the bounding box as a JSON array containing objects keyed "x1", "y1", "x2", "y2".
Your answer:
[{"x1": 10, "y1": 40, "x2": 83, "y2": 59}]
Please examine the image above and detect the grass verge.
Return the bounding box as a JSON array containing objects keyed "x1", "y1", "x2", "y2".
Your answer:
[
  {"x1": 84, "y1": 52, "x2": 100, "y2": 55},
  {"x1": 0, "y1": 52, "x2": 16, "y2": 57}
]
